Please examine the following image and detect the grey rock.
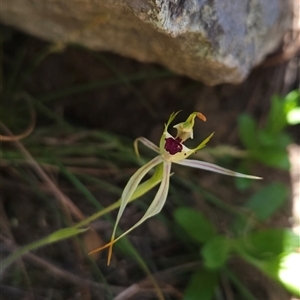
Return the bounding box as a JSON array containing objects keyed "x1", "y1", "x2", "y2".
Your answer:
[{"x1": 1, "y1": 0, "x2": 293, "y2": 85}]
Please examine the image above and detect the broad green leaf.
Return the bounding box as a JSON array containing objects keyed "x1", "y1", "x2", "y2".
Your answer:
[
  {"x1": 238, "y1": 114, "x2": 258, "y2": 151},
  {"x1": 235, "y1": 229, "x2": 300, "y2": 296},
  {"x1": 256, "y1": 130, "x2": 290, "y2": 150},
  {"x1": 276, "y1": 133, "x2": 293, "y2": 148},
  {"x1": 174, "y1": 207, "x2": 216, "y2": 244},
  {"x1": 285, "y1": 90, "x2": 300, "y2": 125},
  {"x1": 201, "y1": 236, "x2": 232, "y2": 269},
  {"x1": 184, "y1": 269, "x2": 218, "y2": 300},
  {"x1": 1, "y1": 227, "x2": 87, "y2": 274},
  {"x1": 265, "y1": 95, "x2": 287, "y2": 135},
  {"x1": 232, "y1": 183, "x2": 288, "y2": 233},
  {"x1": 253, "y1": 148, "x2": 290, "y2": 170},
  {"x1": 284, "y1": 90, "x2": 300, "y2": 115},
  {"x1": 237, "y1": 248, "x2": 300, "y2": 297},
  {"x1": 257, "y1": 130, "x2": 278, "y2": 147},
  {"x1": 244, "y1": 183, "x2": 288, "y2": 221},
  {"x1": 236, "y1": 229, "x2": 300, "y2": 261}
]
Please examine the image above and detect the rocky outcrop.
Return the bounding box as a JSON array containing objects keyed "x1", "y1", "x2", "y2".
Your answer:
[{"x1": 1, "y1": 0, "x2": 293, "y2": 85}]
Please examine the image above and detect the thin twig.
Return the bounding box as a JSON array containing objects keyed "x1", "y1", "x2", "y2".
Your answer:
[
  {"x1": 0, "y1": 122, "x2": 84, "y2": 221},
  {"x1": 0, "y1": 95, "x2": 36, "y2": 141},
  {"x1": 0, "y1": 200, "x2": 35, "y2": 299},
  {"x1": 1, "y1": 236, "x2": 124, "y2": 295},
  {"x1": 114, "y1": 261, "x2": 202, "y2": 300}
]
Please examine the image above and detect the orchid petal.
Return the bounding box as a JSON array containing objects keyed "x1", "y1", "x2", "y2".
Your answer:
[
  {"x1": 88, "y1": 163, "x2": 165, "y2": 257},
  {"x1": 107, "y1": 155, "x2": 163, "y2": 263},
  {"x1": 165, "y1": 111, "x2": 181, "y2": 133},
  {"x1": 139, "y1": 161, "x2": 171, "y2": 218},
  {"x1": 134, "y1": 137, "x2": 160, "y2": 158},
  {"x1": 175, "y1": 159, "x2": 262, "y2": 179},
  {"x1": 159, "y1": 111, "x2": 181, "y2": 150},
  {"x1": 95, "y1": 161, "x2": 171, "y2": 265},
  {"x1": 193, "y1": 132, "x2": 214, "y2": 152},
  {"x1": 110, "y1": 161, "x2": 171, "y2": 243}
]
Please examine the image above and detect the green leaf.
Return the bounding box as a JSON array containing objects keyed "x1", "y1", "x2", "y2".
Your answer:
[
  {"x1": 257, "y1": 130, "x2": 291, "y2": 149},
  {"x1": 1, "y1": 227, "x2": 87, "y2": 274},
  {"x1": 234, "y1": 164, "x2": 253, "y2": 191},
  {"x1": 236, "y1": 229, "x2": 300, "y2": 261},
  {"x1": 174, "y1": 207, "x2": 216, "y2": 244},
  {"x1": 253, "y1": 148, "x2": 290, "y2": 170},
  {"x1": 235, "y1": 230, "x2": 300, "y2": 297},
  {"x1": 246, "y1": 183, "x2": 288, "y2": 221},
  {"x1": 184, "y1": 269, "x2": 218, "y2": 300},
  {"x1": 238, "y1": 114, "x2": 258, "y2": 151},
  {"x1": 265, "y1": 95, "x2": 287, "y2": 135},
  {"x1": 284, "y1": 90, "x2": 300, "y2": 115},
  {"x1": 232, "y1": 183, "x2": 288, "y2": 233},
  {"x1": 201, "y1": 236, "x2": 232, "y2": 269},
  {"x1": 239, "y1": 254, "x2": 300, "y2": 297},
  {"x1": 257, "y1": 130, "x2": 278, "y2": 147}
]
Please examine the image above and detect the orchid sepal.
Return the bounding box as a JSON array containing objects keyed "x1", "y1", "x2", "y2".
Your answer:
[
  {"x1": 134, "y1": 137, "x2": 160, "y2": 158},
  {"x1": 175, "y1": 159, "x2": 262, "y2": 179},
  {"x1": 159, "y1": 111, "x2": 181, "y2": 150},
  {"x1": 106, "y1": 155, "x2": 163, "y2": 263}
]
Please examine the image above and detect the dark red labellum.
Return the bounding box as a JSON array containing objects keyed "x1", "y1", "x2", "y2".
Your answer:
[{"x1": 164, "y1": 137, "x2": 183, "y2": 155}]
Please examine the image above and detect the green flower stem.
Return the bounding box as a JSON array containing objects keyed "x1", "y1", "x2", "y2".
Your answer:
[{"x1": 74, "y1": 163, "x2": 164, "y2": 229}]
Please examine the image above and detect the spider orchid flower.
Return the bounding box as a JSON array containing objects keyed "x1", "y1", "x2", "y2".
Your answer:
[{"x1": 89, "y1": 111, "x2": 261, "y2": 264}]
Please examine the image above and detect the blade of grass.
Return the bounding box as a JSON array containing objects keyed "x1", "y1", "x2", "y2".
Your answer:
[
  {"x1": 37, "y1": 70, "x2": 174, "y2": 103},
  {"x1": 0, "y1": 123, "x2": 84, "y2": 220},
  {"x1": 173, "y1": 175, "x2": 240, "y2": 216},
  {"x1": 71, "y1": 164, "x2": 163, "y2": 229},
  {"x1": 76, "y1": 173, "x2": 123, "y2": 196},
  {"x1": 223, "y1": 267, "x2": 257, "y2": 300},
  {"x1": 24, "y1": 92, "x2": 73, "y2": 130},
  {"x1": 13, "y1": 45, "x2": 60, "y2": 93},
  {"x1": 0, "y1": 94, "x2": 36, "y2": 142},
  {"x1": 91, "y1": 52, "x2": 157, "y2": 118},
  {"x1": 3, "y1": 47, "x2": 27, "y2": 100},
  {"x1": 1, "y1": 227, "x2": 88, "y2": 274}
]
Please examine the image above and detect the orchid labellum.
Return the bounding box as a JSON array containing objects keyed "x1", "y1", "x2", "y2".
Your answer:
[{"x1": 89, "y1": 111, "x2": 261, "y2": 264}]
